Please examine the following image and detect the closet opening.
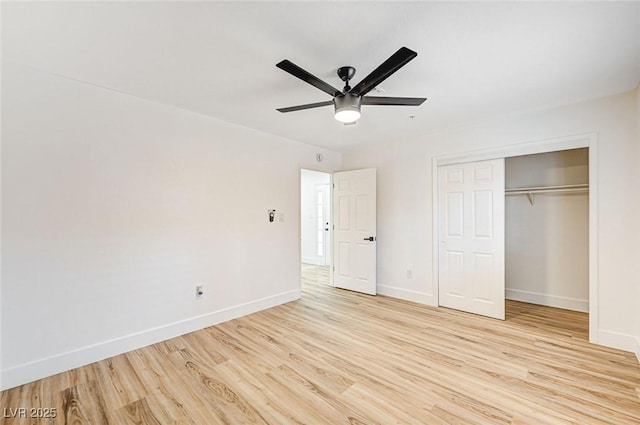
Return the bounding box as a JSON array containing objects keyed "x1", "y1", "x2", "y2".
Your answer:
[
  {"x1": 505, "y1": 148, "x2": 589, "y2": 327},
  {"x1": 433, "y1": 134, "x2": 598, "y2": 342}
]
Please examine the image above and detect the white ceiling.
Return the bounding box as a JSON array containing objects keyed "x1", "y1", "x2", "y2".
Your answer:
[{"x1": 3, "y1": 1, "x2": 639, "y2": 152}]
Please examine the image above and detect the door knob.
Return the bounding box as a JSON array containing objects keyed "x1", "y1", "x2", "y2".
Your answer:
[{"x1": 363, "y1": 236, "x2": 376, "y2": 241}]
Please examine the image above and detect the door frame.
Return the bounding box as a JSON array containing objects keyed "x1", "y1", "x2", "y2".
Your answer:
[{"x1": 432, "y1": 133, "x2": 599, "y2": 343}]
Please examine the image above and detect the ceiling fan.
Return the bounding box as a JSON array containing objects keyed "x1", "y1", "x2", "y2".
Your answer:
[{"x1": 276, "y1": 47, "x2": 426, "y2": 124}]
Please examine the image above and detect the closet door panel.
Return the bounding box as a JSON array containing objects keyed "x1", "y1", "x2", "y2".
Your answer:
[{"x1": 438, "y1": 159, "x2": 505, "y2": 320}]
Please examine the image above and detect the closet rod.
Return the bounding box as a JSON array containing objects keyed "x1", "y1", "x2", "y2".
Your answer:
[
  {"x1": 504, "y1": 183, "x2": 589, "y2": 195},
  {"x1": 505, "y1": 184, "x2": 588, "y2": 205}
]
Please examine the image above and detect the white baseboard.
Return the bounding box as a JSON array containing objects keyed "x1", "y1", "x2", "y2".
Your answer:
[
  {"x1": 597, "y1": 329, "x2": 640, "y2": 358},
  {"x1": 505, "y1": 288, "x2": 588, "y2": 313},
  {"x1": 0, "y1": 289, "x2": 300, "y2": 391},
  {"x1": 377, "y1": 284, "x2": 436, "y2": 306}
]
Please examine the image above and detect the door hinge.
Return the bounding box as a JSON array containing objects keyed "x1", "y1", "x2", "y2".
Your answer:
[
  {"x1": 333, "y1": 224, "x2": 335, "y2": 230},
  {"x1": 333, "y1": 266, "x2": 335, "y2": 271}
]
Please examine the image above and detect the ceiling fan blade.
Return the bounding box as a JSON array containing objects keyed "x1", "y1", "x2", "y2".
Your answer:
[
  {"x1": 362, "y1": 96, "x2": 426, "y2": 106},
  {"x1": 277, "y1": 100, "x2": 334, "y2": 113},
  {"x1": 277, "y1": 60, "x2": 342, "y2": 97},
  {"x1": 349, "y1": 47, "x2": 418, "y2": 97}
]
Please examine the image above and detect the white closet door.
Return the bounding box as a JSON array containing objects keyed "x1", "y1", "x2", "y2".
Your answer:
[{"x1": 438, "y1": 159, "x2": 505, "y2": 320}]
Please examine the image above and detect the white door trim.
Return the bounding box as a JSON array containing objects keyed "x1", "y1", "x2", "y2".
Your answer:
[{"x1": 432, "y1": 133, "x2": 598, "y2": 343}]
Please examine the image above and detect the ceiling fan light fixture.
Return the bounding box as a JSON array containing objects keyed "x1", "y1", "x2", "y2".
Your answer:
[
  {"x1": 335, "y1": 108, "x2": 361, "y2": 124},
  {"x1": 334, "y1": 94, "x2": 361, "y2": 123}
]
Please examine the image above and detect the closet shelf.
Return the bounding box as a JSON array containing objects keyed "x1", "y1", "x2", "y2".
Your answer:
[{"x1": 505, "y1": 183, "x2": 589, "y2": 205}]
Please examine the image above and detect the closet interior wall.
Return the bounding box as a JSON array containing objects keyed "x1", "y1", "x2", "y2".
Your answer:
[{"x1": 505, "y1": 148, "x2": 589, "y2": 312}]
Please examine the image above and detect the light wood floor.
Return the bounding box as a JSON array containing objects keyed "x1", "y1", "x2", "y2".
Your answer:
[{"x1": 2, "y1": 265, "x2": 639, "y2": 424}]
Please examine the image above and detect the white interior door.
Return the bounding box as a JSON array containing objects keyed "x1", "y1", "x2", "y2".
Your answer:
[
  {"x1": 301, "y1": 170, "x2": 330, "y2": 266},
  {"x1": 333, "y1": 168, "x2": 376, "y2": 295},
  {"x1": 320, "y1": 183, "x2": 331, "y2": 266},
  {"x1": 311, "y1": 183, "x2": 330, "y2": 266},
  {"x1": 438, "y1": 159, "x2": 505, "y2": 319}
]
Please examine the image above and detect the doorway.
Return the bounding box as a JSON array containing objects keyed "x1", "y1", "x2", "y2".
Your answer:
[
  {"x1": 300, "y1": 167, "x2": 378, "y2": 295},
  {"x1": 433, "y1": 134, "x2": 598, "y2": 342},
  {"x1": 301, "y1": 169, "x2": 331, "y2": 287}
]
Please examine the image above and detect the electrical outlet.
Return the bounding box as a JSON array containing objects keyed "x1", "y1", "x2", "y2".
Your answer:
[
  {"x1": 406, "y1": 269, "x2": 413, "y2": 279},
  {"x1": 195, "y1": 285, "x2": 204, "y2": 299}
]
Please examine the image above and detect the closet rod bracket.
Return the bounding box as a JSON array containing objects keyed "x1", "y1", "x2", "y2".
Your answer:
[{"x1": 526, "y1": 192, "x2": 535, "y2": 206}]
